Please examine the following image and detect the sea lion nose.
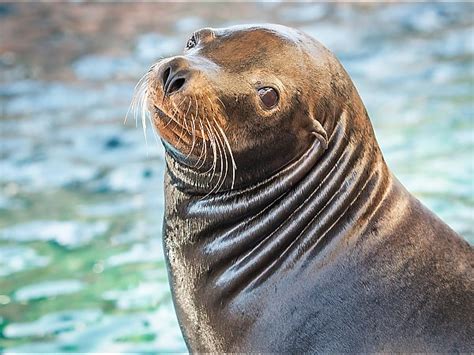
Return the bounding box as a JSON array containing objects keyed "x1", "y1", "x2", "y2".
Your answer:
[{"x1": 161, "y1": 58, "x2": 189, "y2": 95}]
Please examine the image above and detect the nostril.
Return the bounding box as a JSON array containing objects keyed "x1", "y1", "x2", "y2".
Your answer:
[
  {"x1": 162, "y1": 67, "x2": 171, "y2": 87},
  {"x1": 168, "y1": 77, "x2": 186, "y2": 94},
  {"x1": 162, "y1": 63, "x2": 188, "y2": 95}
]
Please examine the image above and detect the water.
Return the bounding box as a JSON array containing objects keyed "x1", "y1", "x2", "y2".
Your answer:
[{"x1": 0, "y1": 3, "x2": 472, "y2": 353}]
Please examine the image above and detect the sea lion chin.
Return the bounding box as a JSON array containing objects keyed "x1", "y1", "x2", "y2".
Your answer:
[{"x1": 135, "y1": 24, "x2": 473, "y2": 352}]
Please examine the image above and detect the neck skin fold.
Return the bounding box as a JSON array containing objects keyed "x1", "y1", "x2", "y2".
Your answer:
[{"x1": 164, "y1": 110, "x2": 392, "y2": 300}]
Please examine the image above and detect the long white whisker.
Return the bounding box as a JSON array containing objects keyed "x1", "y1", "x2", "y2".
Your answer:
[
  {"x1": 135, "y1": 78, "x2": 149, "y2": 128},
  {"x1": 205, "y1": 119, "x2": 218, "y2": 177},
  {"x1": 209, "y1": 97, "x2": 236, "y2": 189},
  {"x1": 206, "y1": 117, "x2": 225, "y2": 194},
  {"x1": 196, "y1": 116, "x2": 207, "y2": 168},
  {"x1": 185, "y1": 100, "x2": 197, "y2": 159},
  {"x1": 194, "y1": 96, "x2": 209, "y2": 169},
  {"x1": 126, "y1": 71, "x2": 149, "y2": 125},
  {"x1": 171, "y1": 102, "x2": 187, "y2": 147},
  {"x1": 215, "y1": 125, "x2": 226, "y2": 193},
  {"x1": 211, "y1": 116, "x2": 228, "y2": 193},
  {"x1": 140, "y1": 86, "x2": 149, "y2": 149},
  {"x1": 173, "y1": 97, "x2": 189, "y2": 132},
  {"x1": 148, "y1": 103, "x2": 161, "y2": 149},
  {"x1": 216, "y1": 96, "x2": 227, "y2": 111},
  {"x1": 206, "y1": 109, "x2": 226, "y2": 193}
]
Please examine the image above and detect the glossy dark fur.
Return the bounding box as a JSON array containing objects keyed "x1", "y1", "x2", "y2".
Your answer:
[{"x1": 146, "y1": 24, "x2": 474, "y2": 352}]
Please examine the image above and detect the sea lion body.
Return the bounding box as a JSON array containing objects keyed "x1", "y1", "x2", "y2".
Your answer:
[{"x1": 141, "y1": 24, "x2": 473, "y2": 352}]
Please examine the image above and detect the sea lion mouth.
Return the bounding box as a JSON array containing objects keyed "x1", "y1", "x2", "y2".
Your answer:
[
  {"x1": 153, "y1": 103, "x2": 206, "y2": 141},
  {"x1": 154, "y1": 105, "x2": 171, "y2": 121},
  {"x1": 154, "y1": 105, "x2": 184, "y2": 129}
]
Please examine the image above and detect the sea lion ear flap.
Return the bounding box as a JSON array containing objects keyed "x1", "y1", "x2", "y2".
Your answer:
[{"x1": 309, "y1": 113, "x2": 328, "y2": 150}]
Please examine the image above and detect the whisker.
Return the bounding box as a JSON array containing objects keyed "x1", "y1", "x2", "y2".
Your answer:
[
  {"x1": 209, "y1": 97, "x2": 237, "y2": 189},
  {"x1": 185, "y1": 99, "x2": 197, "y2": 159},
  {"x1": 194, "y1": 96, "x2": 209, "y2": 169},
  {"x1": 126, "y1": 71, "x2": 149, "y2": 125},
  {"x1": 136, "y1": 79, "x2": 149, "y2": 129},
  {"x1": 214, "y1": 124, "x2": 227, "y2": 193},
  {"x1": 205, "y1": 105, "x2": 226, "y2": 192},
  {"x1": 206, "y1": 116, "x2": 225, "y2": 194},
  {"x1": 205, "y1": 119, "x2": 218, "y2": 176},
  {"x1": 216, "y1": 96, "x2": 227, "y2": 111},
  {"x1": 212, "y1": 110, "x2": 229, "y2": 192},
  {"x1": 147, "y1": 100, "x2": 161, "y2": 149},
  {"x1": 173, "y1": 97, "x2": 189, "y2": 132},
  {"x1": 196, "y1": 113, "x2": 208, "y2": 169}
]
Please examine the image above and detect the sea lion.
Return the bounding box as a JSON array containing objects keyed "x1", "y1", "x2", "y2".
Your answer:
[{"x1": 136, "y1": 24, "x2": 473, "y2": 352}]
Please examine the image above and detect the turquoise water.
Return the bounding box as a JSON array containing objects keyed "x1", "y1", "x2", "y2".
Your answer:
[{"x1": 0, "y1": 3, "x2": 472, "y2": 353}]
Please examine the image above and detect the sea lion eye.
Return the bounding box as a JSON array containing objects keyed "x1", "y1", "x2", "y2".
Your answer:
[
  {"x1": 186, "y1": 34, "x2": 197, "y2": 50},
  {"x1": 258, "y1": 87, "x2": 279, "y2": 109}
]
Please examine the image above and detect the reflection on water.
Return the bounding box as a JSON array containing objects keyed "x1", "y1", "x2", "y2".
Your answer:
[{"x1": 0, "y1": 3, "x2": 472, "y2": 353}]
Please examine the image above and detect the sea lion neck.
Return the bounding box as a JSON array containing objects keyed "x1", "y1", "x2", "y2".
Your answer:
[
  {"x1": 162, "y1": 110, "x2": 393, "y2": 350},
  {"x1": 163, "y1": 124, "x2": 316, "y2": 196}
]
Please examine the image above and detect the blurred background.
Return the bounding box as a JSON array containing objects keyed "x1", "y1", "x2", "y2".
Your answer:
[{"x1": 0, "y1": 2, "x2": 472, "y2": 353}]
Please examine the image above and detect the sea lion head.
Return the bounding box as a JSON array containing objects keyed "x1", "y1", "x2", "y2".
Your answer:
[{"x1": 137, "y1": 24, "x2": 365, "y2": 192}]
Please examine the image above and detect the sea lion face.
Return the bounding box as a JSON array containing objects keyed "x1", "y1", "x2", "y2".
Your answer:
[{"x1": 143, "y1": 24, "x2": 346, "y2": 190}]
